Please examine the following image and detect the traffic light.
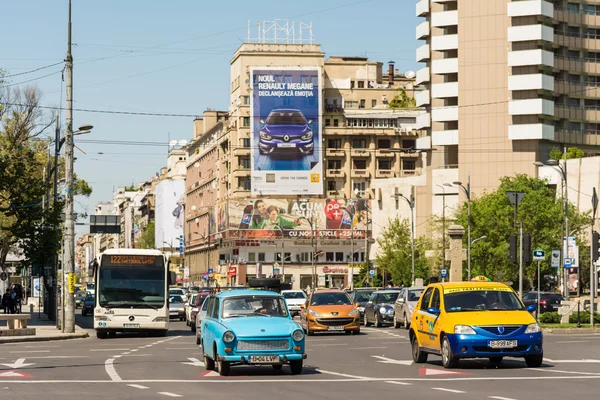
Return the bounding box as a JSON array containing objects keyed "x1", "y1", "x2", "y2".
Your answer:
[
  {"x1": 509, "y1": 234, "x2": 517, "y2": 263},
  {"x1": 592, "y1": 231, "x2": 600, "y2": 262},
  {"x1": 523, "y1": 234, "x2": 531, "y2": 264}
]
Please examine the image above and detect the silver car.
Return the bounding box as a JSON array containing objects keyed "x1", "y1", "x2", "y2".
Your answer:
[
  {"x1": 169, "y1": 295, "x2": 186, "y2": 321},
  {"x1": 195, "y1": 295, "x2": 210, "y2": 345},
  {"x1": 392, "y1": 286, "x2": 425, "y2": 329}
]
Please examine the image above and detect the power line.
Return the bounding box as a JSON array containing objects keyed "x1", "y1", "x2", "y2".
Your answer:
[
  {"x1": 2, "y1": 61, "x2": 64, "y2": 78},
  {"x1": 1, "y1": 70, "x2": 63, "y2": 88}
]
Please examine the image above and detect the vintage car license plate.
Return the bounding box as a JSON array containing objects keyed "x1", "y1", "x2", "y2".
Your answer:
[
  {"x1": 277, "y1": 143, "x2": 296, "y2": 148},
  {"x1": 248, "y1": 355, "x2": 279, "y2": 364},
  {"x1": 123, "y1": 324, "x2": 140, "y2": 328},
  {"x1": 328, "y1": 326, "x2": 345, "y2": 331},
  {"x1": 489, "y1": 340, "x2": 517, "y2": 349}
]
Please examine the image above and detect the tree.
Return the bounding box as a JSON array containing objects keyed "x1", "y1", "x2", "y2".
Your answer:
[
  {"x1": 375, "y1": 217, "x2": 430, "y2": 286},
  {"x1": 140, "y1": 220, "x2": 156, "y2": 249},
  {"x1": 451, "y1": 175, "x2": 589, "y2": 289},
  {"x1": 549, "y1": 146, "x2": 584, "y2": 161},
  {"x1": 388, "y1": 87, "x2": 416, "y2": 109}
]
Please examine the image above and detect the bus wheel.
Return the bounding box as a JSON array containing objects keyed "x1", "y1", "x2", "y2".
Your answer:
[{"x1": 96, "y1": 331, "x2": 107, "y2": 339}]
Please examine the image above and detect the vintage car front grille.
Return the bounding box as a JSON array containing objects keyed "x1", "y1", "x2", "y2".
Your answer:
[
  {"x1": 237, "y1": 340, "x2": 289, "y2": 351},
  {"x1": 316, "y1": 318, "x2": 354, "y2": 326}
]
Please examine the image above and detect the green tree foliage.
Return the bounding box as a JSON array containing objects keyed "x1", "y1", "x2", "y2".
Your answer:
[
  {"x1": 388, "y1": 88, "x2": 416, "y2": 109},
  {"x1": 549, "y1": 146, "x2": 584, "y2": 161},
  {"x1": 140, "y1": 220, "x2": 156, "y2": 249},
  {"x1": 375, "y1": 217, "x2": 431, "y2": 286},
  {"x1": 451, "y1": 175, "x2": 589, "y2": 288}
]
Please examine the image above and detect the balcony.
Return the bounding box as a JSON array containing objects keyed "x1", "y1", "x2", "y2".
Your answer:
[
  {"x1": 376, "y1": 170, "x2": 396, "y2": 178},
  {"x1": 508, "y1": 74, "x2": 554, "y2": 91},
  {"x1": 554, "y1": 7, "x2": 600, "y2": 26},
  {"x1": 416, "y1": 44, "x2": 430, "y2": 62},
  {"x1": 233, "y1": 147, "x2": 250, "y2": 156},
  {"x1": 432, "y1": 106, "x2": 458, "y2": 122},
  {"x1": 233, "y1": 169, "x2": 250, "y2": 179},
  {"x1": 416, "y1": 67, "x2": 430, "y2": 85},
  {"x1": 351, "y1": 170, "x2": 371, "y2": 179},
  {"x1": 555, "y1": 81, "x2": 600, "y2": 98},
  {"x1": 375, "y1": 149, "x2": 395, "y2": 158},
  {"x1": 415, "y1": 90, "x2": 430, "y2": 106},
  {"x1": 431, "y1": 34, "x2": 458, "y2": 51},
  {"x1": 416, "y1": 0, "x2": 429, "y2": 17},
  {"x1": 416, "y1": 135, "x2": 431, "y2": 150},
  {"x1": 508, "y1": 49, "x2": 554, "y2": 67},
  {"x1": 350, "y1": 149, "x2": 370, "y2": 157},
  {"x1": 431, "y1": 10, "x2": 458, "y2": 27},
  {"x1": 431, "y1": 58, "x2": 458, "y2": 74},
  {"x1": 324, "y1": 104, "x2": 344, "y2": 113},
  {"x1": 508, "y1": 98, "x2": 554, "y2": 116},
  {"x1": 555, "y1": 105, "x2": 584, "y2": 121},
  {"x1": 416, "y1": 113, "x2": 431, "y2": 129},
  {"x1": 508, "y1": 0, "x2": 553, "y2": 18},
  {"x1": 432, "y1": 130, "x2": 459, "y2": 146},
  {"x1": 431, "y1": 82, "x2": 458, "y2": 99},
  {"x1": 399, "y1": 150, "x2": 420, "y2": 158},
  {"x1": 416, "y1": 21, "x2": 430, "y2": 40},
  {"x1": 508, "y1": 124, "x2": 555, "y2": 141},
  {"x1": 400, "y1": 170, "x2": 418, "y2": 177},
  {"x1": 554, "y1": 56, "x2": 600, "y2": 75},
  {"x1": 325, "y1": 148, "x2": 345, "y2": 157},
  {"x1": 508, "y1": 25, "x2": 554, "y2": 43},
  {"x1": 326, "y1": 169, "x2": 345, "y2": 178}
]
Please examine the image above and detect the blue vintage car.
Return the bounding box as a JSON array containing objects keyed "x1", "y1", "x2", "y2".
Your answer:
[{"x1": 200, "y1": 290, "x2": 306, "y2": 376}]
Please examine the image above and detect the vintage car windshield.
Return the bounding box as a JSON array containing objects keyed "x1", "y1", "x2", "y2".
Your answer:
[
  {"x1": 266, "y1": 111, "x2": 306, "y2": 125},
  {"x1": 222, "y1": 296, "x2": 289, "y2": 318},
  {"x1": 444, "y1": 289, "x2": 524, "y2": 312},
  {"x1": 407, "y1": 289, "x2": 424, "y2": 302},
  {"x1": 311, "y1": 292, "x2": 353, "y2": 306},
  {"x1": 282, "y1": 291, "x2": 307, "y2": 300}
]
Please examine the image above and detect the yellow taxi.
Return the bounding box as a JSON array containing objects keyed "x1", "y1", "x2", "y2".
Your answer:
[
  {"x1": 409, "y1": 281, "x2": 542, "y2": 369},
  {"x1": 300, "y1": 289, "x2": 360, "y2": 335}
]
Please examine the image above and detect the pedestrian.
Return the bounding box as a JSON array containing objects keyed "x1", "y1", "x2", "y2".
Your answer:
[{"x1": 2, "y1": 291, "x2": 10, "y2": 314}]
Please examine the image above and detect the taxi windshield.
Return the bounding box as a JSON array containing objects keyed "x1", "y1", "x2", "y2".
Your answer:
[{"x1": 444, "y1": 289, "x2": 524, "y2": 312}]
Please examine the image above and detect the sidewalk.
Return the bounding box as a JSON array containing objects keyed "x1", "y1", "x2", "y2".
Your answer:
[
  {"x1": 543, "y1": 327, "x2": 600, "y2": 335},
  {"x1": 0, "y1": 303, "x2": 89, "y2": 344}
]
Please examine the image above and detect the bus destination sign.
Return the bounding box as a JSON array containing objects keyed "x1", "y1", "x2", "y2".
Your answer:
[{"x1": 103, "y1": 255, "x2": 162, "y2": 266}]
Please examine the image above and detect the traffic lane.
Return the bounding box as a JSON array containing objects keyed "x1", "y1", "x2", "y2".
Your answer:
[{"x1": 3, "y1": 382, "x2": 178, "y2": 400}]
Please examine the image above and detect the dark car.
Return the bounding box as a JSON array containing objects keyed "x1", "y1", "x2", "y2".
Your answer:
[
  {"x1": 75, "y1": 291, "x2": 87, "y2": 309},
  {"x1": 522, "y1": 292, "x2": 564, "y2": 313},
  {"x1": 364, "y1": 290, "x2": 401, "y2": 327},
  {"x1": 258, "y1": 109, "x2": 314, "y2": 156},
  {"x1": 81, "y1": 293, "x2": 94, "y2": 316},
  {"x1": 350, "y1": 289, "x2": 375, "y2": 323}
]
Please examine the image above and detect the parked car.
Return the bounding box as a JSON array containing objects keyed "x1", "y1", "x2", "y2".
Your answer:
[
  {"x1": 258, "y1": 109, "x2": 314, "y2": 156},
  {"x1": 350, "y1": 289, "x2": 376, "y2": 323},
  {"x1": 200, "y1": 290, "x2": 306, "y2": 376},
  {"x1": 186, "y1": 293, "x2": 199, "y2": 327},
  {"x1": 195, "y1": 295, "x2": 210, "y2": 344},
  {"x1": 75, "y1": 291, "x2": 87, "y2": 309},
  {"x1": 81, "y1": 293, "x2": 94, "y2": 317},
  {"x1": 410, "y1": 282, "x2": 542, "y2": 369},
  {"x1": 393, "y1": 286, "x2": 426, "y2": 329},
  {"x1": 169, "y1": 295, "x2": 186, "y2": 321},
  {"x1": 522, "y1": 292, "x2": 564, "y2": 313},
  {"x1": 364, "y1": 290, "x2": 401, "y2": 327},
  {"x1": 281, "y1": 290, "x2": 307, "y2": 318},
  {"x1": 300, "y1": 289, "x2": 360, "y2": 335}
]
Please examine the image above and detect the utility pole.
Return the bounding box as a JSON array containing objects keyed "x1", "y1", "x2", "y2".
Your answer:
[
  {"x1": 591, "y1": 187, "x2": 598, "y2": 328},
  {"x1": 564, "y1": 147, "x2": 570, "y2": 300},
  {"x1": 63, "y1": 0, "x2": 76, "y2": 333},
  {"x1": 519, "y1": 221, "x2": 523, "y2": 298},
  {"x1": 349, "y1": 227, "x2": 354, "y2": 289}
]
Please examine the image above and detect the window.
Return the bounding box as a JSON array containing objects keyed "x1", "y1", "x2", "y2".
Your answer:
[
  {"x1": 242, "y1": 138, "x2": 250, "y2": 148},
  {"x1": 378, "y1": 159, "x2": 391, "y2": 170},
  {"x1": 352, "y1": 138, "x2": 367, "y2": 148},
  {"x1": 243, "y1": 96, "x2": 250, "y2": 105},
  {"x1": 325, "y1": 119, "x2": 331, "y2": 127},
  {"x1": 238, "y1": 178, "x2": 251, "y2": 190},
  {"x1": 335, "y1": 252, "x2": 344, "y2": 262},
  {"x1": 568, "y1": 121, "x2": 581, "y2": 132},
  {"x1": 359, "y1": 99, "x2": 366, "y2": 109},
  {"x1": 403, "y1": 160, "x2": 416, "y2": 170},
  {"x1": 352, "y1": 252, "x2": 364, "y2": 262},
  {"x1": 568, "y1": 26, "x2": 580, "y2": 38},
  {"x1": 378, "y1": 139, "x2": 391, "y2": 149},
  {"x1": 350, "y1": 81, "x2": 355, "y2": 89},
  {"x1": 353, "y1": 181, "x2": 366, "y2": 192},
  {"x1": 431, "y1": 288, "x2": 441, "y2": 310},
  {"x1": 568, "y1": 50, "x2": 580, "y2": 59},
  {"x1": 276, "y1": 253, "x2": 291, "y2": 262},
  {"x1": 402, "y1": 139, "x2": 416, "y2": 149},
  {"x1": 327, "y1": 180, "x2": 338, "y2": 191},
  {"x1": 326, "y1": 252, "x2": 334, "y2": 262},
  {"x1": 248, "y1": 253, "x2": 256, "y2": 262},
  {"x1": 239, "y1": 157, "x2": 250, "y2": 169},
  {"x1": 328, "y1": 139, "x2": 342, "y2": 149},
  {"x1": 353, "y1": 159, "x2": 367, "y2": 169},
  {"x1": 568, "y1": 97, "x2": 581, "y2": 107},
  {"x1": 333, "y1": 119, "x2": 339, "y2": 127},
  {"x1": 243, "y1": 117, "x2": 250, "y2": 127},
  {"x1": 358, "y1": 81, "x2": 365, "y2": 89},
  {"x1": 568, "y1": 3, "x2": 579, "y2": 13},
  {"x1": 328, "y1": 159, "x2": 342, "y2": 169},
  {"x1": 372, "y1": 99, "x2": 377, "y2": 107},
  {"x1": 345, "y1": 101, "x2": 359, "y2": 109},
  {"x1": 420, "y1": 288, "x2": 434, "y2": 311},
  {"x1": 568, "y1": 74, "x2": 580, "y2": 83},
  {"x1": 258, "y1": 253, "x2": 265, "y2": 262}
]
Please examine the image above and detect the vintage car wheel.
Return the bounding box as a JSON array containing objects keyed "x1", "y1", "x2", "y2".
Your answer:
[
  {"x1": 351, "y1": 328, "x2": 360, "y2": 335},
  {"x1": 525, "y1": 352, "x2": 543, "y2": 368},
  {"x1": 411, "y1": 334, "x2": 427, "y2": 363},
  {"x1": 203, "y1": 345, "x2": 215, "y2": 370},
  {"x1": 289, "y1": 360, "x2": 303, "y2": 375},
  {"x1": 441, "y1": 336, "x2": 458, "y2": 369},
  {"x1": 217, "y1": 357, "x2": 231, "y2": 376},
  {"x1": 196, "y1": 331, "x2": 201, "y2": 345},
  {"x1": 364, "y1": 315, "x2": 371, "y2": 327}
]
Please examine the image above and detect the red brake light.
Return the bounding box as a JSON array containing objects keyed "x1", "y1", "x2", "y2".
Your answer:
[{"x1": 540, "y1": 300, "x2": 547, "y2": 305}]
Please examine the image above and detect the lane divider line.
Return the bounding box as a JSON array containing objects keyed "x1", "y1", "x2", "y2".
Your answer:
[
  {"x1": 127, "y1": 384, "x2": 149, "y2": 389},
  {"x1": 432, "y1": 388, "x2": 465, "y2": 394},
  {"x1": 104, "y1": 358, "x2": 122, "y2": 382},
  {"x1": 385, "y1": 380, "x2": 412, "y2": 386},
  {"x1": 158, "y1": 392, "x2": 182, "y2": 398}
]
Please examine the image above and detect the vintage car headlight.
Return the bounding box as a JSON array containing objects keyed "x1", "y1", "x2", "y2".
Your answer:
[
  {"x1": 454, "y1": 325, "x2": 476, "y2": 335},
  {"x1": 348, "y1": 308, "x2": 359, "y2": 317},
  {"x1": 301, "y1": 131, "x2": 313, "y2": 141},
  {"x1": 223, "y1": 331, "x2": 236, "y2": 343},
  {"x1": 525, "y1": 323, "x2": 541, "y2": 334},
  {"x1": 309, "y1": 309, "x2": 321, "y2": 317},
  {"x1": 293, "y1": 329, "x2": 304, "y2": 341}
]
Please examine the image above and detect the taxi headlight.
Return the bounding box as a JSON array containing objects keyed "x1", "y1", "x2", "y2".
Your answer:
[
  {"x1": 309, "y1": 309, "x2": 321, "y2": 317},
  {"x1": 223, "y1": 331, "x2": 235, "y2": 343},
  {"x1": 293, "y1": 329, "x2": 304, "y2": 341},
  {"x1": 454, "y1": 325, "x2": 476, "y2": 335},
  {"x1": 348, "y1": 308, "x2": 359, "y2": 317},
  {"x1": 525, "y1": 323, "x2": 541, "y2": 334}
]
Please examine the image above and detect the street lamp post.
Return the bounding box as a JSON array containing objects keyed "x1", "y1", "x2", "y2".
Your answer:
[
  {"x1": 273, "y1": 226, "x2": 285, "y2": 283},
  {"x1": 392, "y1": 191, "x2": 415, "y2": 286},
  {"x1": 447, "y1": 174, "x2": 471, "y2": 281},
  {"x1": 300, "y1": 217, "x2": 318, "y2": 290},
  {"x1": 436, "y1": 184, "x2": 447, "y2": 271}
]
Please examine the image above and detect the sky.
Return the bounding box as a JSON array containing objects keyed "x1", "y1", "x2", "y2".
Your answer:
[{"x1": 1, "y1": 0, "x2": 420, "y2": 236}]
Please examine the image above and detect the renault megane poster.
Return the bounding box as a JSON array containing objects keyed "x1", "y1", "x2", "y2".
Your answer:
[{"x1": 250, "y1": 67, "x2": 323, "y2": 195}]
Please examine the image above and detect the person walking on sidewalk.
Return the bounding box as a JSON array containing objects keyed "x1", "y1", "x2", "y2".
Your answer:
[{"x1": 2, "y1": 291, "x2": 11, "y2": 314}]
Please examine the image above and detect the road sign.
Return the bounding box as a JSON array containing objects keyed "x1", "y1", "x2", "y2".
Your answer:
[
  {"x1": 67, "y1": 273, "x2": 76, "y2": 294},
  {"x1": 564, "y1": 258, "x2": 573, "y2": 268},
  {"x1": 533, "y1": 248, "x2": 545, "y2": 261},
  {"x1": 202, "y1": 274, "x2": 208, "y2": 281},
  {"x1": 440, "y1": 268, "x2": 448, "y2": 278},
  {"x1": 551, "y1": 249, "x2": 561, "y2": 268},
  {"x1": 369, "y1": 269, "x2": 375, "y2": 277}
]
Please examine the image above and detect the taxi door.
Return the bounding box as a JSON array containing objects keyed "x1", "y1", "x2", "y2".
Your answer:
[
  {"x1": 413, "y1": 286, "x2": 435, "y2": 350},
  {"x1": 427, "y1": 288, "x2": 444, "y2": 353}
]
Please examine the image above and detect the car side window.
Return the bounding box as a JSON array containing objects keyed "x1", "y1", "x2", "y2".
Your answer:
[
  {"x1": 369, "y1": 293, "x2": 377, "y2": 303},
  {"x1": 212, "y1": 299, "x2": 220, "y2": 319},
  {"x1": 207, "y1": 298, "x2": 216, "y2": 318},
  {"x1": 202, "y1": 297, "x2": 209, "y2": 311},
  {"x1": 420, "y1": 288, "x2": 434, "y2": 311},
  {"x1": 430, "y1": 288, "x2": 441, "y2": 310}
]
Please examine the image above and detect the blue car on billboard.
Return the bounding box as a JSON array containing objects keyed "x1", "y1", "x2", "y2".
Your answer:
[
  {"x1": 258, "y1": 108, "x2": 314, "y2": 156},
  {"x1": 200, "y1": 290, "x2": 306, "y2": 376}
]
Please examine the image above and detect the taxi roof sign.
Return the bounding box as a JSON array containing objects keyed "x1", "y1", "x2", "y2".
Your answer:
[{"x1": 470, "y1": 276, "x2": 491, "y2": 282}]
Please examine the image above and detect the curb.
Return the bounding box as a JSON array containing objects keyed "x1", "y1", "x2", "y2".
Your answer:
[
  {"x1": 0, "y1": 332, "x2": 89, "y2": 344},
  {"x1": 542, "y1": 327, "x2": 600, "y2": 335}
]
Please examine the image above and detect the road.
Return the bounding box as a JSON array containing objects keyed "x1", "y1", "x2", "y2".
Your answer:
[{"x1": 1, "y1": 312, "x2": 600, "y2": 399}]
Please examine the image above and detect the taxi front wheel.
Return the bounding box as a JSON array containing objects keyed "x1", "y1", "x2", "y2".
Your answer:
[
  {"x1": 525, "y1": 352, "x2": 543, "y2": 368},
  {"x1": 441, "y1": 336, "x2": 458, "y2": 369},
  {"x1": 411, "y1": 335, "x2": 428, "y2": 363}
]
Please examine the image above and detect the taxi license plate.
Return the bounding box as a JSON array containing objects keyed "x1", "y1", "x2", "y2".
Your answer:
[
  {"x1": 248, "y1": 355, "x2": 279, "y2": 364},
  {"x1": 328, "y1": 326, "x2": 344, "y2": 331},
  {"x1": 123, "y1": 324, "x2": 140, "y2": 328},
  {"x1": 277, "y1": 143, "x2": 296, "y2": 148},
  {"x1": 489, "y1": 340, "x2": 517, "y2": 349}
]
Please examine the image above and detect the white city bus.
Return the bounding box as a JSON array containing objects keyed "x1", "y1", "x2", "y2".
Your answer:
[{"x1": 93, "y1": 249, "x2": 175, "y2": 339}]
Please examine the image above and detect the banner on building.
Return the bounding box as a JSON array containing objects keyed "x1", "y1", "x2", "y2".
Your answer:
[
  {"x1": 226, "y1": 198, "x2": 371, "y2": 239},
  {"x1": 154, "y1": 179, "x2": 185, "y2": 249},
  {"x1": 250, "y1": 67, "x2": 323, "y2": 195}
]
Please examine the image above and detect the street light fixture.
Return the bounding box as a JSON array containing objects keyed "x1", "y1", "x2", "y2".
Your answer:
[
  {"x1": 392, "y1": 192, "x2": 415, "y2": 286},
  {"x1": 446, "y1": 173, "x2": 472, "y2": 281}
]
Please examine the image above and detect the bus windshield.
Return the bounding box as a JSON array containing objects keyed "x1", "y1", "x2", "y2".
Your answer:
[{"x1": 98, "y1": 255, "x2": 165, "y2": 308}]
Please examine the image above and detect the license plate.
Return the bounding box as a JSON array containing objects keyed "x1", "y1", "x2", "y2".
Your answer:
[
  {"x1": 489, "y1": 340, "x2": 517, "y2": 349},
  {"x1": 328, "y1": 326, "x2": 345, "y2": 331},
  {"x1": 123, "y1": 324, "x2": 140, "y2": 328},
  {"x1": 248, "y1": 355, "x2": 279, "y2": 364},
  {"x1": 277, "y1": 143, "x2": 296, "y2": 148}
]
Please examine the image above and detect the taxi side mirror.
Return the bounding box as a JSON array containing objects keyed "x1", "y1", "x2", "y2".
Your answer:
[
  {"x1": 427, "y1": 307, "x2": 441, "y2": 315},
  {"x1": 526, "y1": 305, "x2": 537, "y2": 312}
]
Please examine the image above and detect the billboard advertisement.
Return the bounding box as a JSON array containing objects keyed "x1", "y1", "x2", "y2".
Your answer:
[
  {"x1": 250, "y1": 67, "x2": 323, "y2": 195},
  {"x1": 154, "y1": 179, "x2": 185, "y2": 249},
  {"x1": 226, "y1": 198, "x2": 371, "y2": 239}
]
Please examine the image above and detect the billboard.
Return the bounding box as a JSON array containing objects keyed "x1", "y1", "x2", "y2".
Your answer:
[
  {"x1": 250, "y1": 67, "x2": 323, "y2": 195},
  {"x1": 154, "y1": 179, "x2": 185, "y2": 249},
  {"x1": 227, "y1": 198, "x2": 371, "y2": 239}
]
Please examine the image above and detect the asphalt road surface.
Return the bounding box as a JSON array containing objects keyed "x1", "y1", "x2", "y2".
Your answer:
[{"x1": 2, "y1": 312, "x2": 600, "y2": 399}]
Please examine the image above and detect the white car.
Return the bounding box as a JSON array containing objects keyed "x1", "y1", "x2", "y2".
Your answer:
[
  {"x1": 169, "y1": 288, "x2": 187, "y2": 303},
  {"x1": 281, "y1": 290, "x2": 307, "y2": 317},
  {"x1": 186, "y1": 293, "x2": 199, "y2": 327},
  {"x1": 195, "y1": 296, "x2": 210, "y2": 345}
]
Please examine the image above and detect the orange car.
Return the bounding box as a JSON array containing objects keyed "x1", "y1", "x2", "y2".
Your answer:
[{"x1": 300, "y1": 289, "x2": 360, "y2": 335}]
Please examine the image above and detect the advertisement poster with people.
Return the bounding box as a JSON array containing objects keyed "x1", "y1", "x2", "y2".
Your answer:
[
  {"x1": 250, "y1": 67, "x2": 323, "y2": 195},
  {"x1": 226, "y1": 198, "x2": 371, "y2": 239},
  {"x1": 154, "y1": 179, "x2": 185, "y2": 249}
]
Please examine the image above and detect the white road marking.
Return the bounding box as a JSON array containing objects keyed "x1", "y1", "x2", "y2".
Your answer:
[
  {"x1": 104, "y1": 358, "x2": 122, "y2": 382},
  {"x1": 21, "y1": 356, "x2": 87, "y2": 359},
  {"x1": 432, "y1": 387, "x2": 465, "y2": 394},
  {"x1": 166, "y1": 347, "x2": 199, "y2": 350},
  {"x1": 127, "y1": 384, "x2": 148, "y2": 389},
  {"x1": 310, "y1": 343, "x2": 348, "y2": 347},
  {"x1": 25, "y1": 345, "x2": 60, "y2": 348},
  {"x1": 489, "y1": 397, "x2": 517, "y2": 400},
  {"x1": 371, "y1": 356, "x2": 413, "y2": 365},
  {"x1": 130, "y1": 349, "x2": 138, "y2": 352},
  {"x1": 529, "y1": 368, "x2": 600, "y2": 376},
  {"x1": 90, "y1": 349, "x2": 130, "y2": 352},
  {"x1": 0, "y1": 358, "x2": 35, "y2": 369},
  {"x1": 350, "y1": 346, "x2": 387, "y2": 350},
  {"x1": 385, "y1": 380, "x2": 412, "y2": 386},
  {"x1": 317, "y1": 370, "x2": 371, "y2": 380},
  {"x1": 9, "y1": 350, "x2": 49, "y2": 353},
  {"x1": 544, "y1": 358, "x2": 600, "y2": 363},
  {"x1": 182, "y1": 358, "x2": 204, "y2": 367},
  {"x1": 158, "y1": 392, "x2": 182, "y2": 398},
  {"x1": 556, "y1": 340, "x2": 589, "y2": 344},
  {"x1": 113, "y1": 356, "x2": 122, "y2": 359}
]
